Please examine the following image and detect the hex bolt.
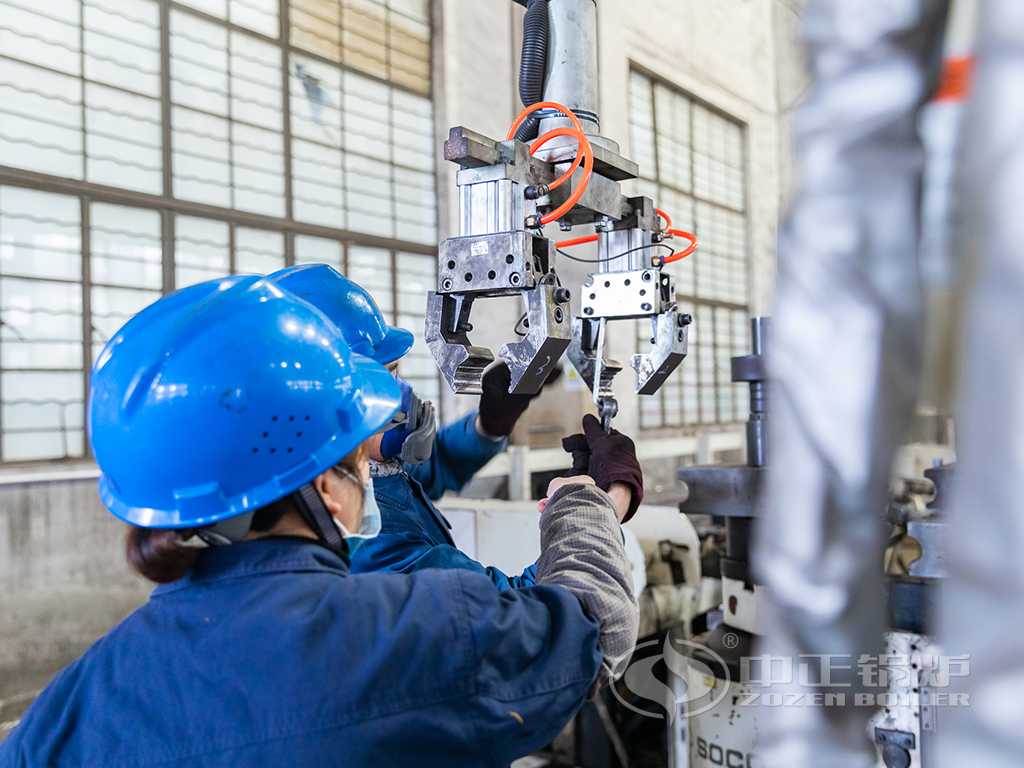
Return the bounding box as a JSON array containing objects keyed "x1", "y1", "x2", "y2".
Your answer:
[
  {"x1": 558, "y1": 220, "x2": 573, "y2": 231},
  {"x1": 525, "y1": 214, "x2": 539, "y2": 229},
  {"x1": 554, "y1": 288, "x2": 571, "y2": 304},
  {"x1": 524, "y1": 183, "x2": 550, "y2": 200}
]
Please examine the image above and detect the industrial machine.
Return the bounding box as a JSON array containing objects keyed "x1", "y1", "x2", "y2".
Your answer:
[
  {"x1": 868, "y1": 462, "x2": 951, "y2": 768},
  {"x1": 427, "y1": 0, "x2": 696, "y2": 430},
  {"x1": 674, "y1": 316, "x2": 769, "y2": 768}
]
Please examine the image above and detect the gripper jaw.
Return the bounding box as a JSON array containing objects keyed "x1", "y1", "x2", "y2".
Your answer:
[
  {"x1": 426, "y1": 285, "x2": 570, "y2": 397},
  {"x1": 630, "y1": 309, "x2": 690, "y2": 395},
  {"x1": 499, "y1": 283, "x2": 572, "y2": 395},
  {"x1": 568, "y1": 316, "x2": 623, "y2": 431},
  {"x1": 424, "y1": 292, "x2": 494, "y2": 395},
  {"x1": 567, "y1": 318, "x2": 622, "y2": 400}
]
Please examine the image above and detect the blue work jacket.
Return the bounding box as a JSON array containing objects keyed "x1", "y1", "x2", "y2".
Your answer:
[
  {"x1": 352, "y1": 411, "x2": 537, "y2": 590},
  {"x1": 0, "y1": 539, "x2": 603, "y2": 768}
]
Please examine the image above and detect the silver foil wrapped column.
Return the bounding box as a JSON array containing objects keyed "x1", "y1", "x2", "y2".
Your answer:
[
  {"x1": 940, "y1": 2, "x2": 1024, "y2": 765},
  {"x1": 754, "y1": 1, "x2": 950, "y2": 766}
]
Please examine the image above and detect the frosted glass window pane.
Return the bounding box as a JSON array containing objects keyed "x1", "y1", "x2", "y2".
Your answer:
[
  {"x1": 230, "y1": 0, "x2": 278, "y2": 37},
  {"x1": 232, "y1": 123, "x2": 285, "y2": 217},
  {"x1": 0, "y1": 279, "x2": 82, "y2": 370},
  {"x1": 230, "y1": 33, "x2": 282, "y2": 130},
  {"x1": 291, "y1": 0, "x2": 341, "y2": 62},
  {"x1": 173, "y1": 108, "x2": 232, "y2": 207},
  {"x1": 171, "y1": 12, "x2": 229, "y2": 116},
  {"x1": 0, "y1": 1, "x2": 81, "y2": 75},
  {"x1": 2, "y1": 369, "x2": 85, "y2": 460},
  {"x1": 90, "y1": 204, "x2": 162, "y2": 290},
  {"x1": 176, "y1": 217, "x2": 229, "y2": 288},
  {"x1": 83, "y1": 0, "x2": 161, "y2": 98},
  {"x1": 85, "y1": 84, "x2": 162, "y2": 194},
  {"x1": 0, "y1": 187, "x2": 81, "y2": 281},
  {"x1": 234, "y1": 228, "x2": 284, "y2": 275},
  {"x1": 91, "y1": 285, "x2": 159, "y2": 350},
  {"x1": 176, "y1": 0, "x2": 226, "y2": 18},
  {"x1": 294, "y1": 236, "x2": 344, "y2": 268},
  {"x1": 291, "y1": 55, "x2": 344, "y2": 143},
  {"x1": 347, "y1": 246, "x2": 392, "y2": 314},
  {"x1": 0, "y1": 59, "x2": 83, "y2": 178}
]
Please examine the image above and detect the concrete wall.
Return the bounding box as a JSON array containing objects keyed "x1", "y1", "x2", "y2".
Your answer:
[{"x1": 0, "y1": 470, "x2": 150, "y2": 725}]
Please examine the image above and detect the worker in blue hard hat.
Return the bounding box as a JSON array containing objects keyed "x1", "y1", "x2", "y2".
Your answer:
[
  {"x1": 270, "y1": 263, "x2": 636, "y2": 592},
  {"x1": 0, "y1": 275, "x2": 640, "y2": 768}
]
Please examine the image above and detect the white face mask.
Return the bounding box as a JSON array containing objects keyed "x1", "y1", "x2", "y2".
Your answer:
[{"x1": 330, "y1": 467, "x2": 381, "y2": 557}]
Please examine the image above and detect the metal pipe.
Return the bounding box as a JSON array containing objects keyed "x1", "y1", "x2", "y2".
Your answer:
[{"x1": 539, "y1": 0, "x2": 600, "y2": 140}]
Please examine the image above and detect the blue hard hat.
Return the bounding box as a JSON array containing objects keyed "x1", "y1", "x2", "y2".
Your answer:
[
  {"x1": 269, "y1": 263, "x2": 414, "y2": 364},
  {"x1": 88, "y1": 275, "x2": 401, "y2": 529}
]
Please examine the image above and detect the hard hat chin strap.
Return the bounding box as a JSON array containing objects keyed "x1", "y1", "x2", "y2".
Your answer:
[
  {"x1": 292, "y1": 482, "x2": 350, "y2": 565},
  {"x1": 197, "y1": 511, "x2": 256, "y2": 547}
]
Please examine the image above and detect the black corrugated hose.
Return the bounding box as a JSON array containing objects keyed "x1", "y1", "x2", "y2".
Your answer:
[{"x1": 514, "y1": 0, "x2": 548, "y2": 143}]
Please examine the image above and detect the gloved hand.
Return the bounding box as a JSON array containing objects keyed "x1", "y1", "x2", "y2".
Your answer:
[
  {"x1": 561, "y1": 414, "x2": 643, "y2": 522},
  {"x1": 477, "y1": 363, "x2": 562, "y2": 438},
  {"x1": 561, "y1": 433, "x2": 591, "y2": 475},
  {"x1": 380, "y1": 377, "x2": 437, "y2": 465}
]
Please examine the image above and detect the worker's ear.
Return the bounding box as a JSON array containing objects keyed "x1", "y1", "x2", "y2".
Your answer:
[{"x1": 312, "y1": 470, "x2": 345, "y2": 518}]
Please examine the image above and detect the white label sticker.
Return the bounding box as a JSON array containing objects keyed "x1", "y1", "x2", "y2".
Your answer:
[{"x1": 470, "y1": 241, "x2": 489, "y2": 257}]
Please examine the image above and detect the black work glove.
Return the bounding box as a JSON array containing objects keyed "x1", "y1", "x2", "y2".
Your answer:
[
  {"x1": 561, "y1": 414, "x2": 644, "y2": 522},
  {"x1": 478, "y1": 363, "x2": 562, "y2": 438},
  {"x1": 562, "y1": 433, "x2": 591, "y2": 475}
]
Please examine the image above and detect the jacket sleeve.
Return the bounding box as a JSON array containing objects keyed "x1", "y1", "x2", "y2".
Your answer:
[
  {"x1": 534, "y1": 483, "x2": 640, "y2": 686},
  {"x1": 454, "y1": 570, "x2": 603, "y2": 765},
  {"x1": 352, "y1": 527, "x2": 538, "y2": 590},
  {"x1": 405, "y1": 410, "x2": 507, "y2": 500}
]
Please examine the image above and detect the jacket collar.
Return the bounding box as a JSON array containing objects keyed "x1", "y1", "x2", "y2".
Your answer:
[{"x1": 152, "y1": 537, "x2": 349, "y2": 596}]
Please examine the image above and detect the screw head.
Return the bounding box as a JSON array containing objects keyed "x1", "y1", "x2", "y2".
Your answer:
[
  {"x1": 641, "y1": 302, "x2": 652, "y2": 312},
  {"x1": 510, "y1": 273, "x2": 521, "y2": 285},
  {"x1": 441, "y1": 278, "x2": 453, "y2": 291},
  {"x1": 642, "y1": 271, "x2": 653, "y2": 282},
  {"x1": 583, "y1": 307, "x2": 594, "y2": 316}
]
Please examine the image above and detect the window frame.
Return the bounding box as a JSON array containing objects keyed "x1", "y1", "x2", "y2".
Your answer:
[
  {"x1": 628, "y1": 64, "x2": 753, "y2": 430},
  {"x1": 0, "y1": 0, "x2": 440, "y2": 464}
]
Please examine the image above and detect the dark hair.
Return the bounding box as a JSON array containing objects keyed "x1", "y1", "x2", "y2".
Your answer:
[{"x1": 125, "y1": 444, "x2": 369, "y2": 583}]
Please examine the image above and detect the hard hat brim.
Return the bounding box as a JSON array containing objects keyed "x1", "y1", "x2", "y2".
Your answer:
[
  {"x1": 99, "y1": 355, "x2": 402, "y2": 530},
  {"x1": 372, "y1": 326, "x2": 415, "y2": 365}
]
